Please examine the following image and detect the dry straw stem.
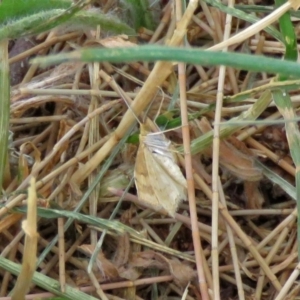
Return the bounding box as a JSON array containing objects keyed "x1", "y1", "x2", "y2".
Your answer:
[
  {"x1": 210, "y1": 0, "x2": 236, "y2": 297},
  {"x1": 175, "y1": 0, "x2": 209, "y2": 298},
  {"x1": 11, "y1": 178, "x2": 37, "y2": 300},
  {"x1": 71, "y1": 0, "x2": 198, "y2": 184},
  {"x1": 87, "y1": 26, "x2": 101, "y2": 247},
  {"x1": 218, "y1": 178, "x2": 245, "y2": 300}
]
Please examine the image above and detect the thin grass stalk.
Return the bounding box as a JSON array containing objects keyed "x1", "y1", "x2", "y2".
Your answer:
[
  {"x1": 218, "y1": 178, "x2": 245, "y2": 300},
  {"x1": 0, "y1": 39, "x2": 9, "y2": 190},
  {"x1": 57, "y1": 192, "x2": 66, "y2": 293},
  {"x1": 88, "y1": 31, "x2": 101, "y2": 246},
  {"x1": 83, "y1": 262, "x2": 108, "y2": 300},
  {"x1": 219, "y1": 201, "x2": 282, "y2": 291},
  {"x1": 211, "y1": 0, "x2": 235, "y2": 296},
  {"x1": 175, "y1": 0, "x2": 209, "y2": 298}
]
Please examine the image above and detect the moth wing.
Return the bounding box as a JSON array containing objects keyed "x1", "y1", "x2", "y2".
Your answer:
[
  {"x1": 144, "y1": 132, "x2": 187, "y2": 188},
  {"x1": 134, "y1": 143, "x2": 162, "y2": 210},
  {"x1": 144, "y1": 147, "x2": 186, "y2": 217},
  {"x1": 153, "y1": 153, "x2": 187, "y2": 189}
]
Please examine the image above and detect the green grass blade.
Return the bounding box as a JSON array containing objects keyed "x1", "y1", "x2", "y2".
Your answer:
[
  {"x1": 186, "y1": 89, "x2": 272, "y2": 154},
  {"x1": 121, "y1": 0, "x2": 157, "y2": 30},
  {"x1": 0, "y1": 256, "x2": 98, "y2": 300},
  {"x1": 255, "y1": 160, "x2": 296, "y2": 201},
  {"x1": 276, "y1": 0, "x2": 298, "y2": 81},
  {"x1": 0, "y1": 0, "x2": 90, "y2": 40},
  {"x1": 32, "y1": 45, "x2": 300, "y2": 78},
  {"x1": 271, "y1": 0, "x2": 300, "y2": 259},
  {"x1": 63, "y1": 10, "x2": 135, "y2": 35},
  {"x1": 0, "y1": 40, "x2": 10, "y2": 189},
  {"x1": 272, "y1": 90, "x2": 300, "y2": 259},
  {"x1": 0, "y1": 0, "x2": 72, "y2": 24},
  {"x1": 225, "y1": 78, "x2": 300, "y2": 103},
  {"x1": 11, "y1": 205, "x2": 195, "y2": 262},
  {"x1": 235, "y1": 4, "x2": 300, "y2": 18}
]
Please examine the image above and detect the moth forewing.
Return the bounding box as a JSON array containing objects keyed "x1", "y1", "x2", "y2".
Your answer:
[
  {"x1": 134, "y1": 142, "x2": 161, "y2": 209},
  {"x1": 152, "y1": 152, "x2": 187, "y2": 189},
  {"x1": 134, "y1": 124, "x2": 187, "y2": 217},
  {"x1": 141, "y1": 127, "x2": 187, "y2": 187}
]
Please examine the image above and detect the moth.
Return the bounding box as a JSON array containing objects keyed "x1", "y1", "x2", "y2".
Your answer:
[{"x1": 134, "y1": 123, "x2": 187, "y2": 217}]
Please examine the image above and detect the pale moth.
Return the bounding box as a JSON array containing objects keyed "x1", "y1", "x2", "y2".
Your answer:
[{"x1": 134, "y1": 121, "x2": 187, "y2": 217}]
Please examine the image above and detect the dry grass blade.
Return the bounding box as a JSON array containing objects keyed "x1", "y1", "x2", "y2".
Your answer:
[
  {"x1": 175, "y1": 0, "x2": 209, "y2": 299},
  {"x1": 11, "y1": 178, "x2": 37, "y2": 300}
]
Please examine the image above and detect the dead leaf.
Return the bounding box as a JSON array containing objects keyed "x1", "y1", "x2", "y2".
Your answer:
[
  {"x1": 168, "y1": 258, "x2": 197, "y2": 287},
  {"x1": 199, "y1": 118, "x2": 262, "y2": 181},
  {"x1": 129, "y1": 251, "x2": 166, "y2": 269},
  {"x1": 113, "y1": 233, "x2": 130, "y2": 267},
  {"x1": 78, "y1": 245, "x2": 119, "y2": 280},
  {"x1": 118, "y1": 265, "x2": 141, "y2": 281},
  {"x1": 244, "y1": 181, "x2": 264, "y2": 209}
]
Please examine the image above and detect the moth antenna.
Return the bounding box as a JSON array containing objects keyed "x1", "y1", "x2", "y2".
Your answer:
[
  {"x1": 153, "y1": 86, "x2": 166, "y2": 122},
  {"x1": 113, "y1": 76, "x2": 166, "y2": 132},
  {"x1": 113, "y1": 80, "x2": 143, "y2": 125}
]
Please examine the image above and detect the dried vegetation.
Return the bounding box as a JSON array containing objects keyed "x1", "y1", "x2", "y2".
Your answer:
[{"x1": 1, "y1": 0, "x2": 300, "y2": 299}]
